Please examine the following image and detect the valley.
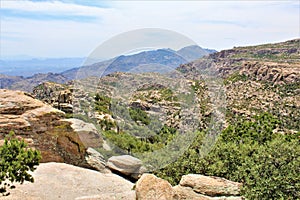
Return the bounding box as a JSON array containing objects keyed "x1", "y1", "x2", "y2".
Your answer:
[{"x1": 0, "y1": 38, "x2": 299, "y2": 199}]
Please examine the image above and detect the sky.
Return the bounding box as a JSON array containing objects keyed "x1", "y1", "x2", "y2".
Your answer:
[{"x1": 0, "y1": 0, "x2": 299, "y2": 58}]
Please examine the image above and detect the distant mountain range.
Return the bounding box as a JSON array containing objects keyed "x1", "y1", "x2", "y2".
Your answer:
[
  {"x1": 0, "y1": 57, "x2": 85, "y2": 77},
  {"x1": 0, "y1": 45, "x2": 215, "y2": 92},
  {"x1": 62, "y1": 46, "x2": 215, "y2": 80}
]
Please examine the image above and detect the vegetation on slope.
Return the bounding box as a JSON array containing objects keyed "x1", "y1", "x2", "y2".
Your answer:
[
  {"x1": 103, "y1": 125, "x2": 177, "y2": 155},
  {"x1": 155, "y1": 113, "x2": 300, "y2": 199}
]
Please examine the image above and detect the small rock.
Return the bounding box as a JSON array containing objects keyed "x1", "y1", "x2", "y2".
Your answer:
[{"x1": 107, "y1": 155, "x2": 146, "y2": 180}]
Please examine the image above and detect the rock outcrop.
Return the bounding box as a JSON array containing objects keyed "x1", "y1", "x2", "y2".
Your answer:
[
  {"x1": 240, "y1": 61, "x2": 300, "y2": 85},
  {"x1": 0, "y1": 89, "x2": 89, "y2": 167},
  {"x1": 135, "y1": 174, "x2": 243, "y2": 200},
  {"x1": 3, "y1": 162, "x2": 135, "y2": 200},
  {"x1": 33, "y1": 81, "x2": 73, "y2": 113},
  {"x1": 107, "y1": 155, "x2": 147, "y2": 180}
]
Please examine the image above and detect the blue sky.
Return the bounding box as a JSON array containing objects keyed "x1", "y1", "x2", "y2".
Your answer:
[{"x1": 0, "y1": 0, "x2": 299, "y2": 58}]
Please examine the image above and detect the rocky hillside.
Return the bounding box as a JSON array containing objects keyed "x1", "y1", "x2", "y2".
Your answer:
[
  {"x1": 31, "y1": 39, "x2": 300, "y2": 160},
  {"x1": 178, "y1": 38, "x2": 300, "y2": 130}
]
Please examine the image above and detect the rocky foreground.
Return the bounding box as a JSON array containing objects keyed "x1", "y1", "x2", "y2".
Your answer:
[
  {"x1": 2, "y1": 162, "x2": 243, "y2": 200},
  {"x1": 2, "y1": 162, "x2": 135, "y2": 200}
]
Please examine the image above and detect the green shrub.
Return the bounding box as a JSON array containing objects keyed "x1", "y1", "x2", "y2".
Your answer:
[
  {"x1": 94, "y1": 94, "x2": 111, "y2": 114},
  {"x1": 0, "y1": 132, "x2": 41, "y2": 196},
  {"x1": 129, "y1": 107, "x2": 150, "y2": 125}
]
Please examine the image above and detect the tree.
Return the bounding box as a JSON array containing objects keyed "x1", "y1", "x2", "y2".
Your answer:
[{"x1": 0, "y1": 132, "x2": 41, "y2": 196}]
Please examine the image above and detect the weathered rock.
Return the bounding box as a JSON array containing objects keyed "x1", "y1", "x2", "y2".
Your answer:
[
  {"x1": 85, "y1": 147, "x2": 108, "y2": 173},
  {"x1": 3, "y1": 162, "x2": 135, "y2": 200},
  {"x1": 61, "y1": 118, "x2": 103, "y2": 149},
  {"x1": 0, "y1": 89, "x2": 88, "y2": 167},
  {"x1": 173, "y1": 185, "x2": 243, "y2": 200},
  {"x1": 107, "y1": 155, "x2": 146, "y2": 180},
  {"x1": 136, "y1": 174, "x2": 175, "y2": 200},
  {"x1": 179, "y1": 174, "x2": 242, "y2": 197}
]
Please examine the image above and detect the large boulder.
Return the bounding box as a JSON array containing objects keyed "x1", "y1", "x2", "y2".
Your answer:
[
  {"x1": 107, "y1": 155, "x2": 146, "y2": 180},
  {"x1": 61, "y1": 118, "x2": 103, "y2": 149},
  {"x1": 85, "y1": 147, "x2": 109, "y2": 173},
  {"x1": 3, "y1": 162, "x2": 135, "y2": 200},
  {"x1": 135, "y1": 174, "x2": 175, "y2": 200},
  {"x1": 179, "y1": 174, "x2": 242, "y2": 197},
  {"x1": 0, "y1": 89, "x2": 87, "y2": 167}
]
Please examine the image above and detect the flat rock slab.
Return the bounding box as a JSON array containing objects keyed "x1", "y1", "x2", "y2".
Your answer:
[
  {"x1": 3, "y1": 162, "x2": 135, "y2": 200},
  {"x1": 179, "y1": 174, "x2": 242, "y2": 196}
]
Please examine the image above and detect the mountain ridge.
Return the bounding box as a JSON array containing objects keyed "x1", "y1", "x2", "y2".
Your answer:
[{"x1": 1, "y1": 45, "x2": 214, "y2": 91}]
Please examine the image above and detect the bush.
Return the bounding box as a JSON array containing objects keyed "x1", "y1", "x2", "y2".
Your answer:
[
  {"x1": 103, "y1": 125, "x2": 178, "y2": 154},
  {"x1": 155, "y1": 113, "x2": 300, "y2": 199},
  {"x1": 0, "y1": 132, "x2": 41, "y2": 196}
]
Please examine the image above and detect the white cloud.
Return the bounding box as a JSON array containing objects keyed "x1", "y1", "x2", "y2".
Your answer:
[
  {"x1": 1, "y1": 0, "x2": 113, "y2": 17},
  {"x1": 0, "y1": 1, "x2": 299, "y2": 57}
]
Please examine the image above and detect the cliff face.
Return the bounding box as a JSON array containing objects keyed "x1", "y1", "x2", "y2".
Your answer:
[{"x1": 0, "y1": 89, "x2": 90, "y2": 167}]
